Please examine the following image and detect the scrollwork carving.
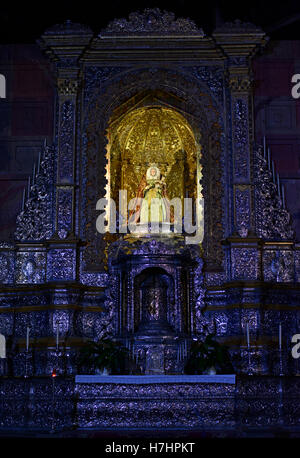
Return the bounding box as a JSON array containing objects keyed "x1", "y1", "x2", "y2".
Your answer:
[
  {"x1": 57, "y1": 79, "x2": 79, "y2": 96},
  {"x1": 101, "y1": 272, "x2": 119, "y2": 338},
  {"x1": 0, "y1": 254, "x2": 9, "y2": 283},
  {"x1": 235, "y1": 186, "x2": 251, "y2": 236},
  {"x1": 233, "y1": 98, "x2": 249, "y2": 181},
  {"x1": 229, "y1": 76, "x2": 252, "y2": 92},
  {"x1": 44, "y1": 20, "x2": 93, "y2": 36},
  {"x1": 254, "y1": 146, "x2": 294, "y2": 240},
  {"x1": 15, "y1": 145, "x2": 54, "y2": 242},
  {"x1": 57, "y1": 187, "x2": 73, "y2": 237},
  {"x1": 231, "y1": 248, "x2": 258, "y2": 280},
  {"x1": 16, "y1": 252, "x2": 46, "y2": 284},
  {"x1": 264, "y1": 250, "x2": 294, "y2": 282},
  {"x1": 100, "y1": 8, "x2": 204, "y2": 36},
  {"x1": 214, "y1": 19, "x2": 263, "y2": 33},
  {"x1": 189, "y1": 247, "x2": 206, "y2": 336},
  {"x1": 187, "y1": 66, "x2": 224, "y2": 103},
  {"x1": 82, "y1": 67, "x2": 224, "y2": 271},
  {"x1": 47, "y1": 249, "x2": 75, "y2": 281}
]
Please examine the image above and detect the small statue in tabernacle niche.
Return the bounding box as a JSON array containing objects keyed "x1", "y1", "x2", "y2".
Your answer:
[
  {"x1": 145, "y1": 345, "x2": 165, "y2": 375},
  {"x1": 130, "y1": 165, "x2": 173, "y2": 224}
]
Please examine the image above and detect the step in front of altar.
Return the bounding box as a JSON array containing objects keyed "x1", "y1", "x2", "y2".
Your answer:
[{"x1": 74, "y1": 375, "x2": 236, "y2": 429}]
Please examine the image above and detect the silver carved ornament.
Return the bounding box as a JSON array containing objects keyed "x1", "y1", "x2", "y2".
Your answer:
[
  {"x1": 254, "y1": 146, "x2": 294, "y2": 240},
  {"x1": 189, "y1": 247, "x2": 206, "y2": 337},
  {"x1": 0, "y1": 254, "x2": 9, "y2": 283},
  {"x1": 15, "y1": 145, "x2": 54, "y2": 242},
  {"x1": 270, "y1": 251, "x2": 293, "y2": 282},
  {"x1": 101, "y1": 272, "x2": 119, "y2": 339},
  {"x1": 214, "y1": 19, "x2": 263, "y2": 34},
  {"x1": 57, "y1": 79, "x2": 79, "y2": 96},
  {"x1": 100, "y1": 8, "x2": 204, "y2": 36},
  {"x1": 43, "y1": 20, "x2": 93, "y2": 36}
]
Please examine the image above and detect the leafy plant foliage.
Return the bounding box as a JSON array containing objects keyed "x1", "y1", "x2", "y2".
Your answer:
[
  {"x1": 80, "y1": 336, "x2": 128, "y2": 374},
  {"x1": 184, "y1": 334, "x2": 233, "y2": 374}
]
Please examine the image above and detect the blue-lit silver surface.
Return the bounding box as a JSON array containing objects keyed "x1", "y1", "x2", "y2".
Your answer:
[{"x1": 75, "y1": 374, "x2": 236, "y2": 384}]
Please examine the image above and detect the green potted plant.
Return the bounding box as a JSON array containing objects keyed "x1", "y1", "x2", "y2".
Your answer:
[
  {"x1": 184, "y1": 334, "x2": 233, "y2": 375},
  {"x1": 79, "y1": 336, "x2": 128, "y2": 375}
]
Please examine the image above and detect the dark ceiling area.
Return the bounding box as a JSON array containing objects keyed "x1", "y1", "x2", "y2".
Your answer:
[{"x1": 0, "y1": 0, "x2": 300, "y2": 43}]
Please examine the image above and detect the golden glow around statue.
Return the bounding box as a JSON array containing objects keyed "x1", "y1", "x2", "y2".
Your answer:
[
  {"x1": 105, "y1": 104, "x2": 203, "y2": 235},
  {"x1": 131, "y1": 165, "x2": 171, "y2": 224},
  {"x1": 108, "y1": 106, "x2": 198, "y2": 202}
]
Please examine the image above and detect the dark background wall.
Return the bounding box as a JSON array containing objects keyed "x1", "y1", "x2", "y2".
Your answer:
[{"x1": 0, "y1": 45, "x2": 54, "y2": 241}]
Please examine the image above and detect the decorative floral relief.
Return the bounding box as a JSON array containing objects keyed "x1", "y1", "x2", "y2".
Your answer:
[
  {"x1": 47, "y1": 249, "x2": 75, "y2": 281},
  {"x1": 57, "y1": 188, "x2": 73, "y2": 237},
  {"x1": 15, "y1": 145, "x2": 54, "y2": 242},
  {"x1": 214, "y1": 19, "x2": 263, "y2": 33},
  {"x1": 263, "y1": 250, "x2": 294, "y2": 282},
  {"x1": 59, "y1": 101, "x2": 74, "y2": 180},
  {"x1": 100, "y1": 9, "x2": 204, "y2": 36},
  {"x1": 15, "y1": 252, "x2": 46, "y2": 284},
  {"x1": 254, "y1": 146, "x2": 294, "y2": 240},
  {"x1": 231, "y1": 248, "x2": 258, "y2": 280},
  {"x1": 44, "y1": 20, "x2": 93, "y2": 35},
  {"x1": 184, "y1": 66, "x2": 224, "y2": 103},
  {"x1": 235, "y1": 186, "x2": 251, "y2": 236},
  {"x1": 0, "y1": 254, "x2": 9, "y2": 283},
  {"x1": 233, "y1": 98, "x2": 249, "y2": 181}
]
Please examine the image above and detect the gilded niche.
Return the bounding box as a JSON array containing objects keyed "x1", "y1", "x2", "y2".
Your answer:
[{"x1": 107, "y1": 106, "x2": 200, "y2": 213}]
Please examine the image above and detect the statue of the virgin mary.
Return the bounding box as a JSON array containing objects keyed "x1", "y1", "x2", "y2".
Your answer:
[{"x1": 130, "y1": 165, "x2": 172, "y2": 225}]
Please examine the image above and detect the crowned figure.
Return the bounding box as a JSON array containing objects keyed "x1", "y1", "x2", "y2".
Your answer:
[{"x1": 130, "y1": 165, "x2": 172, "y2": 225}]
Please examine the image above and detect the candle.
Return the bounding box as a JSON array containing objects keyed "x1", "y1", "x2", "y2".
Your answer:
[
  {"x1": 263, "y1": 136, "x2": 266, "y2": 158},
  {"x1": 32, "y1": 163, "x2": 36, "y2": 185},
  {"x1": 22, "y1": 188, "x2": 25, "y2": 211},
  {"x1": 27, "y1": 176, "x2": 31, "y2": 198},
  {"x1": 37, "y1": 151, "x2": 41, "y2": 174},
  {"x1": 26, "y1": 327, "x2": 30, "y2": 351},
  {"x1": 279, "y1": 323, "x2": 282, "y2": 351},
  {"x1": 281, "y1": 185, "x2": 285, "y2": 209},
  {"x1": 272, "y1": 161, "x2": 276, "y2": 183},
  {"x1": 246, "y1": 322, "x2": 250, "y2": 349},
  {"x1": 277, "y1": 173, "x2": 280, "y2": 197}
]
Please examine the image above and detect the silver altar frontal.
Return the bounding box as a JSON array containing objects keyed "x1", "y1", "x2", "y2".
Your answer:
[{"x1": 74, "y1": 375, "x2": 236, "y2": 429}]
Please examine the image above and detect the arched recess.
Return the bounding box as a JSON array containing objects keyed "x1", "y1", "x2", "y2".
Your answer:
[
  {"x1": 106, "y1": 103, "x2": 202, "y2": 232},
  {"x1": 82, "y1": 68, "x2": 224, "y2": 272},
  {"x1": 133, "y1": 267, "x2": 175, "y2": 334}
]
